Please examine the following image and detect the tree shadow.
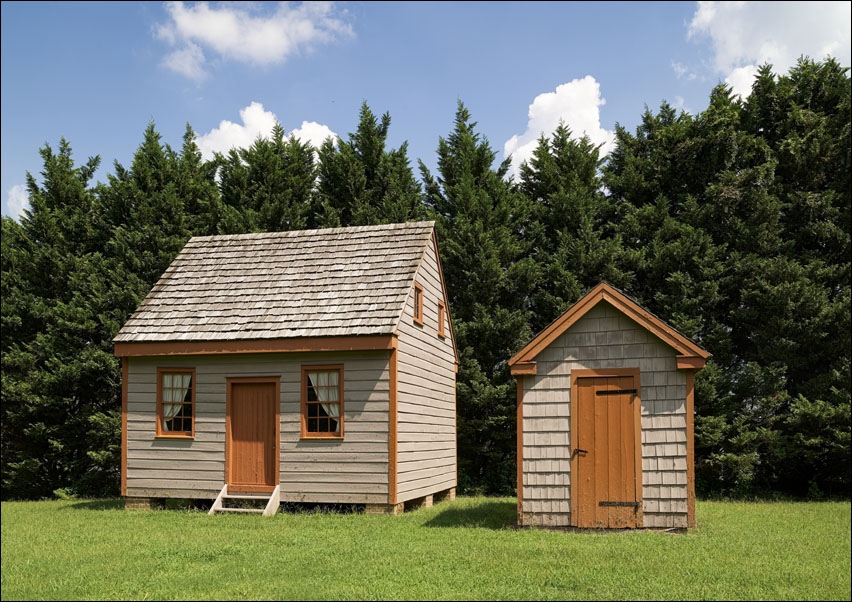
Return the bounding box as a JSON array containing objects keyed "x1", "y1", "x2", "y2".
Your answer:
[
  {"x1": 65, "y1": 498, "x2": 125, "y2": 511},
  {"x1": 422, "y1": 499, "x2": 517, "y2": 530}
]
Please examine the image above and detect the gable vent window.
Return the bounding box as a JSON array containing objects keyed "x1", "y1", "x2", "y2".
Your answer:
[{"x1": 413, "y1": 282, "x2": 424, "y2": 325}]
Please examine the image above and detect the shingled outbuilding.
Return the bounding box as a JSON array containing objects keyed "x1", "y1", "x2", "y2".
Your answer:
[
  {"x1": 509, "y1": 282, "x2": 710, "y2": 530},
  {"x1": 114, "y1": 221, "x2": 457, "y2": 515}
]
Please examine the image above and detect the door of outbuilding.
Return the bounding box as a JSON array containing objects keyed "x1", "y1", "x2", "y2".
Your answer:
[
  {"x1": 226, "y1": 377, "x2": 280, "y2": 493},
  {"x1": 572, "y1": 369, "x2": 642, "y2": 528}
]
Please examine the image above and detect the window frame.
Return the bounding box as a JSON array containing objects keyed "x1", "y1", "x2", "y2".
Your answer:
[
  {"x1": 300, "y1": 365, "x2": 344, "y2": 439},
  {"x1": 437, "y1": 301, "x2": 446, "y2": 338},
  {"x1": 156, "y1": 367, "x2": 196, "y2": 438},
  {"x1": 413, "y1": 282, "x2": 424, "y2": 325}
]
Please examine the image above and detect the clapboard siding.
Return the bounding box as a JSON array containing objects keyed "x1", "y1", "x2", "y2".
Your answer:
[
  {"x1": 125, "y1": 351, "x2": 392, "y2": 504},
  {"x1": 395, "y1": 233, "x2": 457, "y2": 502},
  {"x1": 520, "y1": 301, "x2": 691, "y2": 528}
]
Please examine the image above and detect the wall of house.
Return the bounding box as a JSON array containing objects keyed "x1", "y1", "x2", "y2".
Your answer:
[
  {"x1": 395, "y1": 235, "x2": 457, "y2": 503},
  {"x1": 125, "y1": 350, "x2": 392, "y2": 504},
  {"x1": 519, "y1": 301, "x2": 689, "y2": 529}
]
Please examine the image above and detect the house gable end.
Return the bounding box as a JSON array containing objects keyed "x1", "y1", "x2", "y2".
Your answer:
[{"x1": 509, "y1": 282, "x2": 710, "y2": 375}]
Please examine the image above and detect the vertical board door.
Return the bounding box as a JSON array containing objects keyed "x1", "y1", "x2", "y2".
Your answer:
[
  {"x1": 227, "y1": 380, "x2": 277, "y2": 492},
  {"x1": 574, "y1": 375, "x2": 642, "y2": 528}
]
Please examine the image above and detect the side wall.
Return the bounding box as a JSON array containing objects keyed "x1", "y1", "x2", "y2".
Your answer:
[
  {"x1": 520, "y1": 302, "x2": 688, "y2": 529},
  {"x1": 395, "y1": 235, "x2": 457, "y2": 503},
  {"x1": 126, "y1": 350, "x2": 392, "y2": 504}
]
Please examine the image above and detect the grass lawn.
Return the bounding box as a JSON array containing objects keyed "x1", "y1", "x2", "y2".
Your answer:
[{"x1": 1, "y1": 496, "x2": 849, "y2": 600}]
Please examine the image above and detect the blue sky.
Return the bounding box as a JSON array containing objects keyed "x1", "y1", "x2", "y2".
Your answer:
[{"x1": 2, "y1": 1, "x2": 850, "y2": 219}]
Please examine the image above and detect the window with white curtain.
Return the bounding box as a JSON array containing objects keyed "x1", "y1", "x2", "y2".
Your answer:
[
  {"x1": 302, "y1": 366, "x2": 343, "y2": 437},
  {"x1": 157, "y1": 368, "x2": 195, "y2": 437}
]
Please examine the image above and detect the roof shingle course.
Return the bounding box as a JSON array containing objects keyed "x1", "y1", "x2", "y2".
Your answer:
[{"x1": 114, "y1": 221, "x2": 435, "y2": 343}]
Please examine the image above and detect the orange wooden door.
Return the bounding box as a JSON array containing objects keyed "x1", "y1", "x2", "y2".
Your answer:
[
  {"x1": 574, "y1": 376, "x2": 642, "y2": 528},
  {"x1": 228, "y1": 380, "x2": 277, "y2": 492}
]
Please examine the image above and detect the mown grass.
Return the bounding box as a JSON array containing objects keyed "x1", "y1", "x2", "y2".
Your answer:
[{"x1": 1, "y1": 496, "x2": 849, "y2": 600}]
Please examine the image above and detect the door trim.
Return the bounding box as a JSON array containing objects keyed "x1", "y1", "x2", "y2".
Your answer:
[
  {"x1": 570, "y1": 368, "x2": 642, "y2": 527},
  {"x1": 225, "y1": 376, "x2": 280, "y2": 492}
]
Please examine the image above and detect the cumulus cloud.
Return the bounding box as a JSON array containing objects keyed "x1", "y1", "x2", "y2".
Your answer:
[
  {"x1": 155, "y1": 1, "x2": 354, "y2": 82},
  {"x1": 503, "y1": 76, "x2": 616, "y2": 180},
  {"x1": 687, "y1": 1, "x2": 851, "y2": 98},
  {"x1": 195, "y1": 101, "x2": 337, "y2": 161},
  {"x1": 5, "y1": 184, "x2": 30, "y2": 221}
]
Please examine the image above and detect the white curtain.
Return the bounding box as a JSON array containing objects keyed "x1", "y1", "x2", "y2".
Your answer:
[
  {"x1": 162, "y1": 373, "x2": 191, "y2": 419},
  {"x1": 308, "y1": 371, "x2": 340, "y2": 427}
]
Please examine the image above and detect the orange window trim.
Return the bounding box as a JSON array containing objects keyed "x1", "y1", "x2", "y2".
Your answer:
[
  {"x1": 300, "y1": 364, "x2": 344, "y2": 439},
  {"x1": 156, "y1": 367, "x2": 196, "y2": 438},
  {"x1": 437, "y1": 301, "x2": 446, "y2": 338},
  {"x1": 413, "y1": 282, "x2": 424, "y2": 325}
]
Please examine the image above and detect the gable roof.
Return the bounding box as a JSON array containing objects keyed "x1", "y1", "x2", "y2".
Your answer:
[
  {"x1": 114, "y1": 221, "x2": 438, "y2": 353},
  {"x1": 509, "y1": 282, "x2": 711, "y2": 374}
]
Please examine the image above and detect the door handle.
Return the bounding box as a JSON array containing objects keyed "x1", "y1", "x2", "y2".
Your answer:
[{"x1": 572, "y1": 448, "x2": 588, "y2": 457}]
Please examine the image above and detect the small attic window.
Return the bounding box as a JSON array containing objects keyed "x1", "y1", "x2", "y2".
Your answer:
[
  {"x1": 438, "y1": 301, "x2": 446, "y2": 338},
  {"x1": 413, "y1": 282, "x2": 424, "y2": 325}
]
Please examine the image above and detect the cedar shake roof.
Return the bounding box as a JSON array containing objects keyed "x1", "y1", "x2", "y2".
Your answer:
[{"x1": 114, "y1": 221, "x2": 436, "y2": 344}]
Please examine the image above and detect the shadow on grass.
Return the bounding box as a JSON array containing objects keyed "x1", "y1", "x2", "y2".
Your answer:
[
  {"x1": 422, "y1": 499, "x2": 517, "y2": 530},
  {"x1": 66, "y1": 498, "x2": 125, "y2": 511}
]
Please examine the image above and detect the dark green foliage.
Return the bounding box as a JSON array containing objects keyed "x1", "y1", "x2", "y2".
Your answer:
[
  {"x1": 316, "y1": 101, "x2": 425, "y2": 227},
  {"x1": 1, "y1": 140, "x2": 120, "y2": 499},
  {"x1": 421, "y1": 101, "x2": 533, "y2": 494},
  {"x1": 602, "y1": 57, "x2": 851, "y2": 498},
  {"x1": 216, "y1": 122, "x2": 317, "y2": 233}
]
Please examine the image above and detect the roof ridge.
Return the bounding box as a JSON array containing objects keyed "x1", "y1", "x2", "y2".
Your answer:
[{"x1": 189, "y1": 220, "x2": 435, "y2": 242}]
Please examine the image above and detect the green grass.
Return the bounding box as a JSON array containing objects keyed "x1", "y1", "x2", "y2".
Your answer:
[{"x1": 1, "y1": 496, "x2": 849, "y2": 600}]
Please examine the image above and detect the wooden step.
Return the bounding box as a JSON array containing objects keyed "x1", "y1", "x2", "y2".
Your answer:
[
  {"x1": 209, "y1": 484, "x2": 280, "y2": 517},
  {"x1": 217, "y1": 507, "x2": 265, "y2": 514}
]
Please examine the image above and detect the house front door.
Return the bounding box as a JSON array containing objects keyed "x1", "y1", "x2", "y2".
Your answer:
[
  {"x1": 227, "y1": 378, "x2": 279, "y2": 493},
  {"x1": 572, "y1": 372, "x2": 642, "y2": 528}
]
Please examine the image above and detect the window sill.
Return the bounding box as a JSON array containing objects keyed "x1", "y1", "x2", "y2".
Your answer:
[
  {"x1": 300, "y1": 435, "x2": 344, "y2": 441},
  {"x1": 155, "y1": 434, "x2": 194, "y2": 440}
]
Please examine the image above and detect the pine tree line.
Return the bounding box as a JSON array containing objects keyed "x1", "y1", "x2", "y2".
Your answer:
[{"x1": 2, "y1": 58, "x2": 849, "y2": 501}]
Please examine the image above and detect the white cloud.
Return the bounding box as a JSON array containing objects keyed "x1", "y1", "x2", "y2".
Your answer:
[
  {"x1": 161, "y1": 41, "x2": 207, "y2": 82},
  {"x1": 155, "y1": 1, "x2": 354, "y2": 81},
  {"x1": 290, "y1": 121, "x2": 337, "y2": 150},
  {"x1": 503, "y1": 76, "x2": 616, "y2": 180},
  {"x1": 196, "y1": 101, "x2": 279, "y2": 160},
  {"x1": 5, "y1": 184, "x2": 30, "y2": 221},
  {"x1": 688, "y1": 1, "x2": 851, "y2": 98},
  {"x1": 195, "y1": 101, "x2": 338, "y2": 161}
]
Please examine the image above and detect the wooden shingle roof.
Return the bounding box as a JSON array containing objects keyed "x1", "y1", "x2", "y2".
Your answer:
[{"x1": 114, "y1": 221, "x2": 436, "y2": 345}]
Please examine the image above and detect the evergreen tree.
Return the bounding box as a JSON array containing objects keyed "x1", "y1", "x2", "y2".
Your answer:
[
  {"x1": 602, "y1": 58, "x2": 851, "y2": 498},
  {"x1": 315, "y1": 101, "x2": 425, "y2": 227},
  {"x1": 216, "y1": 122, "x2": 317, "y2": 233},
  {"x1": 517, "y1": 122, "x2": 632, "y2": 333},
  {"x1": 1, "y1": 140, "x2": 120, "y2": 499},
  {"x1": 421, "y1": 101, "x2": 534, "y2": 494}
]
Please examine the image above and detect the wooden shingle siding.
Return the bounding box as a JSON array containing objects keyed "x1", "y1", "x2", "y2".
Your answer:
[
  {"x1": 395, "y1": 234, "x2": 457, "y2": 502},
  {"x1": 520, "y1": 302, "x2": 690, "y2": 528},
  {"x1": 126, "y1": 351, "x2": 392, "y2": 504}
]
